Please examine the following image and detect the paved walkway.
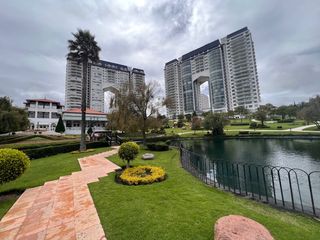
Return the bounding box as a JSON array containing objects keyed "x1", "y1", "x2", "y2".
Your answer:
[{"x1": 0, "y1": 147, "x2": 120, "y2": 240}]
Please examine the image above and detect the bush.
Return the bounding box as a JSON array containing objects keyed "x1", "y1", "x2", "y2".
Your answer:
[
  {"x1": 257, "y1": 124, "x2": 270, "y2": 128},
  {"x1": 277, "y1": 126, "x2": 283, "y2": 129},
  {"x1": 0, "y1": 148, "x2": 30, "y2": 184},
  {"x1": 278, "y1": 119, "x2": 295, "y2": 123},
  {"x1": 230, "y1": 122, "x2": 250, "y2": 126},
  {"x1": 150, "y1": 128, "x2": 166, "y2": 134},
  {"x1": 249, "y1": 122, "x2": 258, "y2": 129},
  {"x1": 239, "y1": 131, "x2": 249, "y2": 134},
  {"x1": 146, "y1": 142, "x2": 169, "y2": 151},
  {"x1": 119, "y1": 166, "x2": 166, "y2": 185},
  {"x1": 21, "y1": 141, "x2": 107, "y2": 159},
  {"x1": 249, "y1": 122, "x2": 270, "y2": 129},
  {"x1": 118, "y1": 142, "x2": 140, "y2": 168}
]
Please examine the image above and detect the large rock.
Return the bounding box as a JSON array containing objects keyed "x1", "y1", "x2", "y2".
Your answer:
[
  {"x1": 214, "y1": 215, "x2": 274, "y2": 240},
  {"x1": 142, "y1": 153, "x2": 154, "y2": 160}
]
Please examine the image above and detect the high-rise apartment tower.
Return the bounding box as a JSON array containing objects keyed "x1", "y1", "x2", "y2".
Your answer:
[
  {"x1": 164, "y1": 27, "x2": 260, "y2": 118},
  {"x1": 65, "y1": 59, "x2": 145, "y2": 112}
]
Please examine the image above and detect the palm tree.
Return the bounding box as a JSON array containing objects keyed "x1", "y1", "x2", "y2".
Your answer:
[{"x1": 67, "y1": 29, "x2": 101, "y2": 151}]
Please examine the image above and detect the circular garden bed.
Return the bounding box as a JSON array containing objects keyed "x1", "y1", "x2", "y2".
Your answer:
[{"x1": 117, "y1": 166, "x2": 166, "y2": 185}]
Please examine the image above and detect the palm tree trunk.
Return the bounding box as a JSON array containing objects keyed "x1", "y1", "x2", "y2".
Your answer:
[{"x1": 80, "y1": 59, "x2": 88, "y2": 151}]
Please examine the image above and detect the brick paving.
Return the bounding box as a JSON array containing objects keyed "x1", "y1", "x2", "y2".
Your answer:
[{"x1": 0, "y1": 147, "x2": 120, "y2": 240}]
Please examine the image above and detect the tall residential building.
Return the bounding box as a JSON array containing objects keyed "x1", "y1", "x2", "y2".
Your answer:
[
  {"x1": 164, "y1": 27, "x2": 260, "y2": 118},
  {"x1": 199, "y1": 94, "x2": 210, "y2": 111},
  {"x1": 65, "y1": 59, "x2": 145, "y2": 112}
]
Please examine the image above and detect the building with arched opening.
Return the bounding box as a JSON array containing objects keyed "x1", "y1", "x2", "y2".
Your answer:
[
  {"x1": 165, "y1": 27, "x2": 261, "y2": 118},
  {"x1": 65, "y1": 59, "x2": 145, "y2": 113}
]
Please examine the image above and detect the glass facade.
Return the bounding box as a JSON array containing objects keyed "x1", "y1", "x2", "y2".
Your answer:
[
  {"x1": 208, "y1": 47, "x2": 227, "y2": 111},
  {"x1": 181, "y1": 60, "x2": 193, "y2": 113}
]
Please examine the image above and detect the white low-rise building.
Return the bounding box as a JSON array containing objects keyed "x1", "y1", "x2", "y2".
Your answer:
[
  {"x1": 62, "y1": 108, "x2": 107, "y2": 135},
  {"x1": 25, "y1": 98, "x2": 64, "y2": 132}
]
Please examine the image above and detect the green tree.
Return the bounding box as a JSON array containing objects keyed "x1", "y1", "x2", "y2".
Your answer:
[
  {"x1": 275, "y1": 105, "x2": 288, "y2": 120},
  {"x1": 234, "y1": 106, "x2": 249, "y2": 122},
  {"x1": 255, "y1": 106, "x2": 268, "y2": 126},
  {"x1": 118, "y1": 142, "x2": 140, "y2": 168},
  {"x1": 177, "y1": 114, "x2": 184, "y2": 128},
  {"x1": 185, "y1": 114, "x2": 192, "y2": 122},
  {"x1": 67, "y1": 29, "x2": 101, "y2": 151},
  {"x1": 192, "y1": 111, "x2": 197, "y2": 117},
  {"x1": 203, "y1": 113, "x2": 229, "y2": 136},
  {"x1": 0, "y1": 97, "x2": 29, "y2": 134},
  {"x1": 298, "y1": 96, "x2": 320, "y2": 129},
  {"x1": 55, "y1": 116, "x2": 65, "y2": 134}
]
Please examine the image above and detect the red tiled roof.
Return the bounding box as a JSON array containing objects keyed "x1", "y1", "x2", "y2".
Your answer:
[
  {"x1": 25, "y1": 98, "x2": 61, "y2": 104},
  {"x1": 64, "y1": 108, "x2": 106, "y2": 115}
]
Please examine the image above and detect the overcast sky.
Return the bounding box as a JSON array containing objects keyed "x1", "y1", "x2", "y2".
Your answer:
[{"x1": 0, "y1": 0, "x2": 319, "y2": 107}]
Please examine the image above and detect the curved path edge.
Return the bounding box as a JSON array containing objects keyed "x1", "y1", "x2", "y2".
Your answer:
[{"x1": 0, "y1": 147, "x2": 120, "y2": 240}]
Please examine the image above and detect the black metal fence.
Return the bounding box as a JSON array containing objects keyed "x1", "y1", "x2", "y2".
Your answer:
[{"x1": 180, "y1": 145, "x2": 320, "y2": 218}]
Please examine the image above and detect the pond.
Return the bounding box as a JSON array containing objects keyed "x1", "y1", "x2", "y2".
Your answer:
[{"x1": 182, "y1": 138, "x2": 320, "y2": 216}]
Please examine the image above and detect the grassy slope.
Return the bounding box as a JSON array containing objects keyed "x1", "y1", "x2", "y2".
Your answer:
[
  {"x1": 89, "y1": 149, "x2": 320, "y2": 240},
  {"x1": 0, "y1": 147, "x2": 110, "y2": 219},
  {"x1": 303, "y1": 126, "x2": 320, "y2": 131}
]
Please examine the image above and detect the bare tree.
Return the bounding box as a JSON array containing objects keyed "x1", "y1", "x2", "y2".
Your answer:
[{"x1": 128, "y1": 82, "x2": 160, "y2": 144}]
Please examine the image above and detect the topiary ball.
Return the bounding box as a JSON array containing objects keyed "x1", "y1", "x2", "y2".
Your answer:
[
  {"x1": 0, "y1": 148, "x2": 30, "y2": 184},
  {"x1": 118, "y1": 142, "x2": 140, "y2": 161}
]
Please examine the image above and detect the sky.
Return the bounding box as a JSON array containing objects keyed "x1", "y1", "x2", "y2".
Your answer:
[{"x1": 0, "y1": 0, "x2": 319, "y2": 108}]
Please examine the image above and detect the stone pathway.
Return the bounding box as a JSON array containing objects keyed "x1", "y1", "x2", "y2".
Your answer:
[{"x1": 0, "y1": 147, "x2": 120, "y2": 240}]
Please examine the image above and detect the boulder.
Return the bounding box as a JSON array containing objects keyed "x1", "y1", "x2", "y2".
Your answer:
[
  {"x1": 142, "y1": 153, "x2": 154, "y2": 160},
  {"x1": 214, "y1": 215, "x2": 274, "y2": 240}
]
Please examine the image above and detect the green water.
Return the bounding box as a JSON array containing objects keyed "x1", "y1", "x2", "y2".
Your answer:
[{"x1": 183, "y1": 138, "x2": 320, "y2": 214}]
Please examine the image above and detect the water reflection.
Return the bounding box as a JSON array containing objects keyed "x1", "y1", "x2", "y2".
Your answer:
[{"x1": 183, "y1": 139, "x2": 320, "y2": 215}]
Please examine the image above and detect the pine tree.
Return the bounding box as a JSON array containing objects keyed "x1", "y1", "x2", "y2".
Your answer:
[{"x1": 55, "y1": 116, "x2": 65, "y2": 133}]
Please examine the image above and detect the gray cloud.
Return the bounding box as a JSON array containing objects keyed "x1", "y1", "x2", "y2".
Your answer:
[{"x1": 0, "y1": 0, "x2": 319, "y2": 108}]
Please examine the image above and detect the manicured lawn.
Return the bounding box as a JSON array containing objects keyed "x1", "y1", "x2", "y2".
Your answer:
[
  {"x1": 0, "y1": 147, "x2": 110, "y2": 219},
  {"x1": 303, "y1": 126, "x2": 320, "y2": 131},
  {"x1": 89, "y1": 148, "x2": 320, "y2": 240}
]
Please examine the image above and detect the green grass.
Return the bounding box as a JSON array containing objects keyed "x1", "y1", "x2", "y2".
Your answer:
[
  {"x1": 89, "y1": 149, "x2": 320, "y2": 240},
  {"x1": 303, "y1": 126, "x2": 320, "y2": 131},
  {"x1": 0, "y1": 147, "x2": 110, "y2": 219},
  {"x1": 0, "y1": 196, "x2": 19, "y2": 219}
]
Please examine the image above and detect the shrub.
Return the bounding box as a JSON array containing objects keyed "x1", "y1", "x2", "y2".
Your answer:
[
  {"x1": 239, "y1": 131, "x2": 249, "y2": 134},
  {"x1": 146, "y1": 142, "x2": 169, "y2": 151},
  {"x1": 277, "y1": 126, "x2": 283, "y2": 129},
  {"x1": 21, "y1": 141, "x2": 107, "y2": 159},
  {"x1": 0, "y1": 148, "x2": 30, "y2": 184},
  {"x1": 150, "y1": 128, "x2": 166, "y2": 134},
  {"x1": 249, "y1": 122, "x2": 258, "y2": 129},
  {"x1": 118, "y1": 142, "x2": 140, "y2": 168},
  {"x1": 119, "y1": 166, "x2": 166, "y2": 185},
  {"x1": 230, "y1": 122, "x2": 250, "y2": 126},
  {"x1": 278, "y1": 119, "x2": 295, "y2": 123},
  {"x1": 257, "y1": 124, "x2": 270, "y2": 128}
]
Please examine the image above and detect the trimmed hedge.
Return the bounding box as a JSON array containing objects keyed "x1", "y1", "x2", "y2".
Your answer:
[
  {"x1": 0, "y1": 135, "x2": 70, "y2": 145},
  {"x1": 230, "y1": 122, "x2": 250, "y2": 126},
  {"x1": 22, "y1": 141, "x2": 107, "y2": 159},
  {"x1": 278, "y1": 119, "x2": 295, "y2": 123},
  {"x1": 146, "y1": 142, "x2": 169, "y2": 151},
  {"x1": 0, "y1": 148, "x2": 30, "y2": 184}
]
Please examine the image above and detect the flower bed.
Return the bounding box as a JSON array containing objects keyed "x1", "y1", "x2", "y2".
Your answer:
[{"x1": 119, "y1": 166, "x2": 166, "y2": 185}]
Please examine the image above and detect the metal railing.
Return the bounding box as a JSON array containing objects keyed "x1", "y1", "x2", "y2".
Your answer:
[{"x1": 180, "y1": 145, "x2": 320, "y2": 218}]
